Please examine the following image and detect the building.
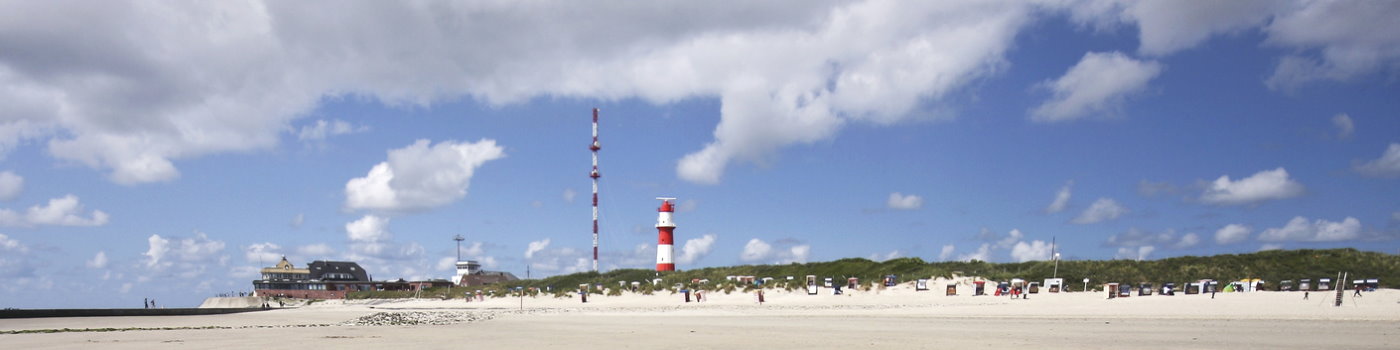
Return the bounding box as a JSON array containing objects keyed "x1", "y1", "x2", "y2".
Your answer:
[
  {"x1": 453, "y1": 260, "x2": 518, "y2": 286},
  {"x1": 252, "y1": 257, "x2": 452, "y2": 299}
]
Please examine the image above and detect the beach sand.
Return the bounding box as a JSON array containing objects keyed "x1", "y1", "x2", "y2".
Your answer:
[{"x1": 4, "y1": 283, "x2": 1398, "y2": 349}]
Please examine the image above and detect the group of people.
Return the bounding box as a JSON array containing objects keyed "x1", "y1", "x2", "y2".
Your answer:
[{"x1": 143, "y1": 298, "x2": 157, "y2": 309}]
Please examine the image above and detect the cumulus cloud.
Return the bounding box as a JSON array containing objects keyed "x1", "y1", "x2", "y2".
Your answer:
[
  {"x1": 939, "y1": 245, "x2": 956, "y2": 261},
  {"x1": 1258, "y1": 216, "x2": 1362, "y2": 242},
  {"x1": 0, "y1": 194, "x2": 109, "y2": 227},
  {"x1": 1331, "y1": 113, "x2": 1354, "y2": 139},
  {"x1": 677, "y1": 234, "x2": 717, "y2": 265},
  {"x1": 1105, "y1": 228, "x2": 1200, "y2": 249},
  {"x1": 1072, "y1": 198, "x2": 1128, "y2": 224},
  {"x1": 244, "y1": 242, "x2": 282, "y2": 264},
  {"x1": 960, "y1": 228, "x2": 1052, "y2": 262},
  {"x1": 1115, "y1": 246, "x2": 1155, "y2": 261},
  {"x1": 0, "y1": 1, "x2": 1045, "y2": 186},
  {"x1": 297, "y1": 119, "x2": 367, "y2": 141},
  {"x1": 1031, "y1": 51, "x2": 1162, "y2": 122},
  {"x1": 345, "y1": 139, "x2": 505, "y2": 212},
  {"x1": 1355, "y1": 143, "x2": 1400, "y2": 178},
  {"x1": 142, "y1": 232, "x2": 228, "y2": 278},
  {"x1": 1010, "y1": 240, "x2": 1051, "y2": 262},
  {"x1": 297, "y1": 243, "x2": 335, "y2": 257},
  {"x1": 1259, "y1": 243, "x2": 1284, "y2": 251},
  {"x1": 1214, "y1": 224, "x2": 1251, "y2": 245},
  {"x1": 1199, "y1": 167, "x2": 1304, "y2": 205},
  {"x1": 886, "y1": 192, "x2": 923, "y2": 210},
  {"x1": 956, "y1": 244, "x2": 992, "y2": 262},
  {"x1": 1263, "y1": 1, "x2": 1400, "y2": 90},
  {"x1": 0, "y1": 171, "x2": 21, "y2": 200},
  {"x1": 1063, "y1": 1, "x2": 1400, "y2": 91},
  {"x1": 739, "y1": 238, "x2": 809, "y2": 264},
  {"x1": 740, "y1": 239, "x2": 772, "y2": 263},
  {"x1": 869, "y1": 250, "x2": 902, "y2": 262},
  {"x1": 1046, "y1": 181, "x2": 1072, "y2": 213},
  {"x1": 345, "y1": 215, "x2": 390, "y2": 242},
  {"x1": 525, "y1": 239, "x2": 551, "y2": 260},
  {"x1": 0, "y1": 233, "x2": 32, "y2": 278},
  {"x1": 87, "y1": 251, "x2": 108, "y2": 269}
]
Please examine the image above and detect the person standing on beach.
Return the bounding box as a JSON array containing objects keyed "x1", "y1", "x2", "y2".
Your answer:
[
  {"x1": 1353, "y1": 284, "x2": 1363, "y2": 297},
  {"x1": 144, "y1": 298, "x2": 149, "y2": 309},
  {"x1": 1304, "y1": 291, "x2": 1309, "y2": 300}
]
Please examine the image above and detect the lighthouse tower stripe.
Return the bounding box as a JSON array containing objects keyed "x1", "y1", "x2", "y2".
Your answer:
[{"x1": 655, "y1": 198, "x2": 676, "y2": 272}]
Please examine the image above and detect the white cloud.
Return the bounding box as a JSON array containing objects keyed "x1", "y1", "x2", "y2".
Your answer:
[
  {"x1": 939, "y1": 245, "x2": 956, "y2": 261},
  {"x1": 1258, "y1": 216, "x2": 1362, "y2": 242},
  {"x1": 1355, "y1": 143, "x2": 1400, "y2": 178},
  {"x1": 1332, "y1": 113, "x2": 1354, "y2": 139},
  {"x1": 1200, "y1": 167, "x2": 1304, "y2": 205},
  {"x1": 0, "y1": 171, "x2": 21, "y2": 200},
  {"x1": 1176, "y1": 233, "x2": 1201, "y2": 249},
  {"x1": 869, "y1": 250, "x2": 902, "y2": 262},
  {"x1": 345, "y1": 215, "x2": 390, "y2": 242},
  {"x1": 297, "y1": 119, "x2": 367, "y2": 141},
  {"x1": 956, "y1": 243, "x2": 992, "y2": 262},
  {"x1": 345, "y1": 139, "x2": 505, "y2": 212},
  {"x1": 1115, "y1": 246, "x2": 1155, "y2": 261},
  {"x1": 677, "y1": 234, "x2": 717, "y2": 264},
  {"x1": 0, "y1": 195, "x2": 109, "y2": 227},
  {"x1": 1065, "y1": 1, "x2": 1278, "y2": 57},
  {"x1": 1030, "y1": 51, "x2": 1162, "y2": 122},
  {"x1": 886, "y1": 192, "x2": 924, "y2": 210},
  {"x1": 0, "y1": 2, "x2": 1043, "y2": 186},
  {"x1": 290, "y1": 213, "x2": 304, "y2": 229},
  {"x1": 1046, "y1": 181, "x2": 1072, "y2": 213},
  {"x1": 297, "y1": 243, "x2": 335, "y2": 257},
  {"x1": 1106, "y1": 228, "x2": 1199, "y2": 249},
  {"x1": 244, "y1": 242, "x2": 282, "y2": 264},
  {"x1": 142, "y1": 232, "x2": 228, "y2": 278},
  {"x1": 740, "y1": 239, "x2": 772, "y2": 263},
  {"x1": 739, "y1": 238, "x2": 809, "y2": 264},
  {"x1": 1072, "y1": 198, "x2": 1128, "y2": 224},
  {"x1": 525, "y1": 238, "x2": 550, "y2": 260},
  {"x1": 1263, "y1": 1, "x2": 1400, "y2": 90},
  {"x1": 1061, "y1": 1, "x2": 1400, "y2": 91},
  {"x1": 87, "y1": 251, "x2": 108, "y2": 269},
  {"x1": 1010, "y1": 240, "x2": 1051, "y2": 262},
  {"x1": 1214, "y1": 224, "x2": 1252, "y2": 245},
  {"x1": 1259, "y1": 243, "x2": 1284, "y2": 251},
  {"x1": 677, "y1": 199, "x2": 700, "y2": 213},
  {"x1": 0, "y1": 233, "x2": 32, "y2": 278},
  {"x1": 562, "y1": 188, "x2": 577, "y2": 203}
]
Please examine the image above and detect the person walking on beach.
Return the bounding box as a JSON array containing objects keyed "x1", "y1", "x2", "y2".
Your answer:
[
  {"x1": 144, "y1": 298, "x2": 149, "y2": 309},
  {"x1": 1353, "y1": 284, "x2": 1363, "y2": 297},
  {"x1": 1304, "y1": 291, "x2": 1309, "y2": 300}
]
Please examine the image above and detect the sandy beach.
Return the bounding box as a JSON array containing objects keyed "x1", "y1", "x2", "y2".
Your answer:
[{"x1": 4, "y1": 283, "x2": 1398, "y2": 349}]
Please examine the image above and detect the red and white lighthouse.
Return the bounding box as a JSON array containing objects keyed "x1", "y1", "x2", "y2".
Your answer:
[{"x1": 655, "y1": 197, "x2": 677, "y2": 272}]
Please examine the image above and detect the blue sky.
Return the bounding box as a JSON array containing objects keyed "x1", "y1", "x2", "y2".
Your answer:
[{"x1": 1, "y1": 1, "x2": 1398, "y2": 308}]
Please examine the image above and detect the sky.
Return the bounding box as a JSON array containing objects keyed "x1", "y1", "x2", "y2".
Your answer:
[{"x1": 1, "y1": 1, "x2": 1398, "y2": 308}]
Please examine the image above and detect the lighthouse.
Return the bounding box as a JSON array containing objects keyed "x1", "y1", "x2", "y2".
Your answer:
[{"x1": 655, "y1": 197, "x2": 677, "y2": 271}]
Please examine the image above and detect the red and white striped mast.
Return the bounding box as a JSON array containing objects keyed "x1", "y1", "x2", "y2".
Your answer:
[{"x1": 589, "y1": 108, "x2": 601, "y2": 273}]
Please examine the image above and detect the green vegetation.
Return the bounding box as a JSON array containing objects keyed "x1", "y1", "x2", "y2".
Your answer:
[{"x1": 361, "y1": 248, "x2": 1397, "y2": 299}]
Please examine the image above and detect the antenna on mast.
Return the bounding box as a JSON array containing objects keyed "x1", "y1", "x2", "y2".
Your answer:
[
  {"x1": 453, "y1": 234, "x2": 465, "y2": 262},
  {"x1": 590, "y1": 108, "x2": 602, "y2": 272}
]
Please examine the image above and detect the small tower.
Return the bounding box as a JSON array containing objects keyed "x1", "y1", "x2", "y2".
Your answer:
[{"x1": 655, "y1": 197, "x2": 677, "y2": 272}]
